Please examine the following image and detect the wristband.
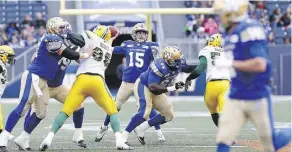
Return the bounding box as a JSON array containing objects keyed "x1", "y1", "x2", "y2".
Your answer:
[{"x1": 167, "y1": 86, "x2": 176, "y2": 92}]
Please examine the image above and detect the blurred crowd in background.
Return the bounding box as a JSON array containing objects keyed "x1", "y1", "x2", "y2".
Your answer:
[
  {"x1": 184, "y1": 0, "x2": 292, "y2": 44},
  {"x1": 0, "y1": 12, "x2": 46, "y2": 48}
]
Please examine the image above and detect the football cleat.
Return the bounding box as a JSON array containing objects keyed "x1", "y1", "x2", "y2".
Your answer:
[
  {"x1": 72, "y1": 129, "x2": 86, "y2": 148},
  {"x1": 116, "y1": 135, "x2": 133, "y2": 150},
  {"x1": 14, "y1": 135, "x2": 31, "y2": 151},
  {"x1": 39, "y1": 132, "x2": 54, "y2": 151},
  {"x1": 0, "y1": 146, "x2": 7, "y2": 152},
  {"x1": 157, "y1": 131, "x2": 165, "y2": 142},
  {"x1": 134, "y1": 126, "x2": 146, "y2": 145},
  {"x1": 95, "y1": 125, "x2": 108, "y2": 142}
]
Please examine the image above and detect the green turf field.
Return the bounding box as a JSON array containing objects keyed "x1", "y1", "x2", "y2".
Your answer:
[{"x1": 1, "y1": 97, "x2": 291, "y2": 152}]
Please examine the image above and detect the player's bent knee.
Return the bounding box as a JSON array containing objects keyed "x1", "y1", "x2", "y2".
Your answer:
[
  {"x1": 216, "y1": 134, "x2": 234, "y2": 145},
  {"x1": 62, "y1": 108, "x2": 74, "y2": 117},
  {"x1": 165, "y1": 114, "x2": 174, "y2": 122},
  {"x1": 106, "y1": 108, "x2": 118, "y2": 116},
  {"x1": 36, "y1": 112, "x2": 46, "y2": 119}
]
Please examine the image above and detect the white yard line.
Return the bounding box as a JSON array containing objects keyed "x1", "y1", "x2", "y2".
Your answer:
[{"x1": 1, "y1": 95, "x2": 291, "y2": 104}]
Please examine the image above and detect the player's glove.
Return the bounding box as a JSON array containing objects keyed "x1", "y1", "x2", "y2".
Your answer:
[
  {"x1": 184, "y1": 80, "x2": 192, "y2": 91},
  {"x1": 166, "y1": 81, "x2": 185, "y2": 92}
]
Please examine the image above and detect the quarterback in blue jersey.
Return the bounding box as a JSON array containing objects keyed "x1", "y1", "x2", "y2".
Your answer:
[
  {"x1": 121, "y1": 46, "x2": 196, "y2": 144},
  {"x1": 213, "y1": 0, "x2": 291, "y2": 152},
  {"x1": 20, "y1": 51, "x2": 86, "y2": 149},
  {"x1": 96, "y1": 23, "x2": 165, "y2": 144},
  {"x1": 0, "y1": 17, "x2": 93, "y2": 152}
]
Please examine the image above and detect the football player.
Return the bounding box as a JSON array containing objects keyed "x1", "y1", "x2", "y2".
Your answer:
[
  {"x1": 21, "y1": 50, "x2": 86, "y2": 149},
  {"x1": 0, "y1": 17, "x2": 93, "y2": 152},
  {"x1": 96, "y1": 23, "x2": 165, "y2": 143},
  {"x1": 185, "y1": 33, "x2": 230, "y2": 127},
  {"x1": 213, "y1": 0, "x2": 291, "y2": 152},
  {"x1": 0, "y1": 46, "x2": 15, "y2": 133},
  {"x1": 39, "y1": 25, "x2": 132, "y2": 151},
  {"x1": 122, "y1": 46, "x2": 196, "y2": 144}
]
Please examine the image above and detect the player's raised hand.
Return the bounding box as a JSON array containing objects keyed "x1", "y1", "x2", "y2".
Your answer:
[
  {"x1": 80, "y1": 44, "x2": 94, "y2": 59},
  {"x1": 184, "y1": 80, "x2": 191, "y2": 91},
  {"x1": 175, "y1": 81, "x2": 185, "y2": 90}
]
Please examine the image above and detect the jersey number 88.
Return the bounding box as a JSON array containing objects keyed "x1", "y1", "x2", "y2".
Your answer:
[{"x1": 93, "y1": 47, "x2": 111, "y2": 67}]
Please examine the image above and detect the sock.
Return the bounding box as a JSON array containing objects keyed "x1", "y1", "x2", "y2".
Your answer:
[
  {"x1": 5, "y1": 109, "x2": 22, "y2": 132},
  {"x1": 149, "y1": 110, "x2": 161, "y2": 130},
  {"x1": 19, "y1": 131, "x2": 29, "y2": 139},
  {"x1": 73, "y1": 107, "x2": 84, "y2": 128},
  {"x1": 125, "y1": 114, "x2": 145, "y2": 133},
  {"x1": 211, "y1": 113, "x2": 219, "y2": 127},
  {"x1": 217, "y1": 143, "x2": 230, "y2": 152},
  {"x1": 23, "y1": 107, "x2": 32, "y2": 128},
  {"x1": 24, "y1": 112, "x2": 42, "y2": 134},
  {"x1": 103, "y1": 115, "x2": 110, "y2": 126},
  {"x1": 109, "y1": 114, "x2": 121, "y2": 133},
  {"x1": 274, "y1": 129, "x2": 291, "y2": 151},
  {"x1": 148, "y1": 114, "x2": 167, "y2": 127},
  {"x1": 51, "y1": 112, "x2": 69, "y2": 134},
  {"x1": 138, "y1": 121, "x2": 151, "y2": 132}
]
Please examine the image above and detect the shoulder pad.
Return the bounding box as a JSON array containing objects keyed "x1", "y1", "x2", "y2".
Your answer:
[
  {"x1": 44, "y1": 34, "x2": 63, "y2": 42},
  {"x1": 240, "y1": 25, "x2": 266, "y2": 43},
  {"x1": 84, "y1": 30, "x2": 96, "y2": 40},
  {"x1": 151, "y1": 59, "x2": 168, "y2": 77},
  {"x1": 146, "y1": 42, "x2": 159, "y2": 46}
]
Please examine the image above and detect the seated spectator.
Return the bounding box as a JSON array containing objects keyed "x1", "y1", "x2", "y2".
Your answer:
[
  {"x1": 21, "y1": 15, "x2": 34, "y2": 29},
  {"x1": 269, "y1": 8, "x2": 282, "y2": 28},
  {"x1": 34, "y1": 26, "x2": 46, "y2": 40},
  {"x1": 280, "y1": 7, "x2": 291, "y2": 28},
  {"x1": 9, "y1": 36, "x2": 25, "y2": 48},
  {"x1": 203, "y1": 18, "x2": 218, "y2": 35},
  {"x1": 25, "y1": 34, "x2": 37, "y2": 47},
  {"x1": 34, "y1": 12, "x2": 46, "y2": 29},
  {"x1": 193, "y1": 27, "x2": 208, "y2": 43},
  {"x1": 5, "y1": 22, "x2": 20, "y2": 39}
]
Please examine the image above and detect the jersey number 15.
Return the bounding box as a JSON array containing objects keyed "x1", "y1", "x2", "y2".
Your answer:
[{"x1": 129, "y1": 52, "x2": 144, "y2": 68}]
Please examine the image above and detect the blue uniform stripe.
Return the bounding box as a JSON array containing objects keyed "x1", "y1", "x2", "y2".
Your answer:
[
  {"x1": 137, "y1": 81, "x2": 146, "y2": 114},
  {"x1": 266, "y1": 96, "x2": 276, "y2": 150},
  {"x1": 5, "y1": 72, "x2": 32, "y2": 132},
  {"x1": 19, "y1": 72, "x2": 33, "y2": 111}
]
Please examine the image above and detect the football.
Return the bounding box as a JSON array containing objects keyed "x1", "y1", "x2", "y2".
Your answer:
[{"x1": 109, "y1": 26, "x2": 119, "y2": 38}]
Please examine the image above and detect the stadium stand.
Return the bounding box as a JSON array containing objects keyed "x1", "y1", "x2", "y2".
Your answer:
[
  {"x1": 184, "y1": 0, "x2": 291, "y2": 44},
  {"x1": 0, "y1": 0, "x2": 47, "y2": 49}
]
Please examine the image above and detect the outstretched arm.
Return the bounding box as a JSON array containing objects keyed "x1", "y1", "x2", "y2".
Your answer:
[{"x1": 186, "y1": 56, "x2": 207, "y2": 81}]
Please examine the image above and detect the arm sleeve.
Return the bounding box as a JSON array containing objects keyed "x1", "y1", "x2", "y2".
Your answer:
[
  {"x1": 181, "y1": 65, "x2": 198, "y2": 73},
  {"x1": 148, "y1": 71, "x2": 161, "y2": 85},
  {"x1": 249, "y1": 41, "x2": 269, "y2": 58},
  {"x1": 67, "y1": 33, "x2": 85, "y2": 47},
  {"x1": 113, "y1": 46, "x2": 125, "y2": 54},
  {"x1": 60, "y1": 47, "x2": 80, "y2": 60},
  {"x1": 186, "y1": 56, "x2": 207, "y2": 81},
  {"x1": 0, "y1": 66, "x2": 3, "y2": 73}
]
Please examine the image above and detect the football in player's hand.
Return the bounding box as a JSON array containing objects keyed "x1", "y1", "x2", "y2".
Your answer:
[{"x1": 109, "y1": 26, "x2": 119, "y2": 38}]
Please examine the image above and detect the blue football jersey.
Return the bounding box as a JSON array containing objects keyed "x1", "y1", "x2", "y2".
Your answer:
[
  {"x1": 27, "y1": 34, "x2": 64, "y2": 80},
  {"x1": 113, "y1": 40, "x2": 158, "y2": 83},
  {"x1": 47, "y1": 58, "x2": 71, "y2": 87},
  {"x1": 224, "y1": 19, "x2": 271, "y2": 100},
  {"x1": 140, "y1": 58, "x2": 188, "y2": 88}
]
